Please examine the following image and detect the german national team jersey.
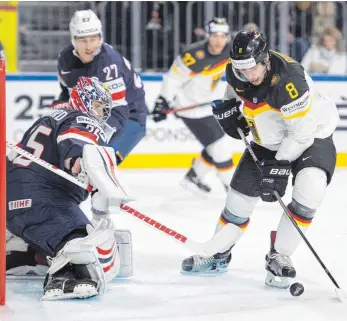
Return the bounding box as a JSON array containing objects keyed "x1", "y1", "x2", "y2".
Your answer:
[
  {"x1": 159, "y1": 40, "x2": 231, "y2": 119},
  {"x1": 56, "y1": 43, "x2": 147, "y2": 130},
  {"x1": 7, "y1": 109, "x2": 107, "y2": 204},
  {"x1": 224, "y1": 50, "x2": 340, "y2": 162}
]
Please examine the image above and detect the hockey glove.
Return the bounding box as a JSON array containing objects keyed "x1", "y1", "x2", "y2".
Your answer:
[
  {"x1": 260, "y1": 160, "x2": 291, "y2": 202},
  {"x1": 211, "y1": 99, "x2": 250, "y2": 140},
  {"x1": 152, "y1": 96, "x2": 171, "y2": 122}
]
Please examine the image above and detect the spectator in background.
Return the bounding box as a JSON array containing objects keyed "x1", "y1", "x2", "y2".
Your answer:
[
  {"x1": 313, "y1": 2, "x2": 337, "y2": 36},
  {"x1": 144, "y1": 1, "x2": 177, "y2": 70},
  {"x1": 287, "y1": 2, "x2": 312, "y2": 62},
  {"x1": 243, "y1": 22, "x2": 259, "y2": 31},
  {"x1": 301, "y1": 27, "x2": 347, "y2": 75}
]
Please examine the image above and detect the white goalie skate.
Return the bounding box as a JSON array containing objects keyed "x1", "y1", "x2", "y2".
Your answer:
[{"x1": 265, "y1": 231, "x2": 296, "y2": 289}]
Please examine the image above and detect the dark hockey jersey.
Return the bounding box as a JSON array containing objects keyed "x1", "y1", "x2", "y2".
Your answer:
[
  {"x1": 224, "y1": 50, "x2": 339, "y2": 161},
  {"x1": 7, "y1": 109, "x2": 107, "y2": 204},
  {"x1": 56, "y1": 43, "x2": 147, "y2": 130},
  {"x1": 225, "y1": 50, "x2": 310, "y2": 112}
]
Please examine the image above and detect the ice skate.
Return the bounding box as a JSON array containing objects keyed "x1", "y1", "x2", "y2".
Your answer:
[
  {"x1": 42, "y1": 263, "x2": 98, "y2": 300},
  {"x1": 180, "y1": 167, "x2": 211, "y2": 197},
  {"x1": 265, "y1": 231, "x2": 296, "y2": 289},
  {"x1": 181, "y1": 249, "x2": 231, "y2": 275}
]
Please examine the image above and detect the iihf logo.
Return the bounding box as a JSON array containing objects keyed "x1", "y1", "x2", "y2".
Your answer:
[{"x1": 253, "y1": 97, "x2": 258, "y2": 103}]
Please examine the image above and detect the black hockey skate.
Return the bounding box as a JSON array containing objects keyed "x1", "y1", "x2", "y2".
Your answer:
[
  {"x1": 180, "y1": 167, "x2": 211, "y2": 196},
  {"x1": 42, "y1": 263, "x2": 98, "y2": 300},
  {"x1": 181, "y1": 249, "x2": 231, "y2": 274},
  {"x1": 265, "y1": 231, "x2": 296, "y2": 289}
]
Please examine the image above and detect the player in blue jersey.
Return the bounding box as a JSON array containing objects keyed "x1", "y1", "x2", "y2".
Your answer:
[
  {"x1": 6, "y1": 77, "x2": 130, "y2": 300},
  {"x1": 53, "y1": 9, "x2": 147, "y2": 164}
]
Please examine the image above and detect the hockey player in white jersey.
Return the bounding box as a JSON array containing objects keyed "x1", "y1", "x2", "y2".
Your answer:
[
  {"x1": 181, "y1": 30, "x2": 340, "y2": 289},
  {"x1": 152, "y1": 18, "x2": 234, "y2": 195}
]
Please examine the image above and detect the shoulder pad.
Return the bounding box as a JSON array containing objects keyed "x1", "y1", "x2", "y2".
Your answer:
[{"x1": 274, "y1": 75, "x2": 311, "y2": 118}]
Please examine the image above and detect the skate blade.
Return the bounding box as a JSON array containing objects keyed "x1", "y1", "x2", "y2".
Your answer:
[
  {"x1": 180, "y1": 179, "x2": 210, "y2": 198},
  {"x1": 265, "y1": 271, "x2": 290, "y2": 289},
  {"x1": 180, "y1": 267, "x2": 228, "y2": 276},
  {"x1": 41, "y1": 287, "x2": 98, "y2": 301}
]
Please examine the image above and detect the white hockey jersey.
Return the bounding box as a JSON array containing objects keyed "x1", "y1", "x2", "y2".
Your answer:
[
  {"x1": 159, "y1": 41, "x2": 231, "y2": 119},
  {"x1": 224, "y1": 51, "x2": 340, "y2": 162}
]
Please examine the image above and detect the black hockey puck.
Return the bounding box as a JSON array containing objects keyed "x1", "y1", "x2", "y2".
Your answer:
[{"x1": 289, "y1": 282, "x2": 304, "y2": 296}]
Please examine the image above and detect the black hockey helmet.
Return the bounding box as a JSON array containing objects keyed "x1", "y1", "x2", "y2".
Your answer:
[{"x1": 230, "y1": 30, "x2": 268, "y2": 70}]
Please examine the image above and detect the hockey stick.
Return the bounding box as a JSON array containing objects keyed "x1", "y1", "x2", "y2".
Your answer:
[
  {"x1": 237, "y1": 128, "x2": 346, "y2": 301},
  {"x1": 150, "y1": 101, "x2": 212, "y2": 119},
  {"x1": 6, "y1": 141, "x2": 234, "y2": 257},
  {"x1": 164, "y1": 101, "x2": 212, "y2": 115}
]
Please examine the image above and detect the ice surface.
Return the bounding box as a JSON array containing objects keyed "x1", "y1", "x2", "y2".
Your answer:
[{"x1": 2, "y1": 168, "x2": 347, "y2": 321}]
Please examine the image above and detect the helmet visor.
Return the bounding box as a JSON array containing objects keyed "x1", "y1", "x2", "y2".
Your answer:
[{"x1": 231, "y1": 57, "x2": 257, "y2": 70}]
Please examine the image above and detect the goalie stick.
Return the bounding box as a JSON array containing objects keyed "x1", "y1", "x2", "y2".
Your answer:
[
  {"x1": 237, "y1": 128, "x2": 346, "y2": 302},
  {"x1": 6, "y1": 141, "x2": 234, "y2": 257}
]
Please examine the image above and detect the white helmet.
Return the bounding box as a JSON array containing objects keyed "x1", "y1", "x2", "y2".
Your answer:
[
  {"x1": 69, "y1": 9, "x2": 103, "y2": 41},
  {"x1": 205, "y1": 17, "x2": 230, "y2": 36}
]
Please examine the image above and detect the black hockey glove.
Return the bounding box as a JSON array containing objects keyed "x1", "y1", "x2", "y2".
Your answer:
[
  {"x1": 211, "y1": 99, "x2": 250, "y2": 140},
  {"x1": 260, "y1": 160, "x2": 291, "y2": 202},
  {"x1": 152, "y1": 96, "x2": 171, "y2": 122}
]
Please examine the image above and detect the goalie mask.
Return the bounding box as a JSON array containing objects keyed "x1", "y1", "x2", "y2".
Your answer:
[{"x1": 69, "y1": 76, "x2": 112, "y2": 126}]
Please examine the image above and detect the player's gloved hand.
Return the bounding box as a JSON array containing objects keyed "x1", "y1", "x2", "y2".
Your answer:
[
  {"x1": 152, "y1": 96, "x2": 171, "y2": 122},
  {"x1": 211, "y1": 99, "x2": 250, "y2": 140},
  {"x1": 260, "y1": 160, "x2": 291, "y2": 202},
  {"x1": 91, "y1": 189, "x2": 110, "y2": 217}
]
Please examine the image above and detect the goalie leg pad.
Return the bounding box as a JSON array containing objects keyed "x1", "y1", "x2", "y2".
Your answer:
[
  {"x1": 42, "y1": 218, "x2": 120, "y2": 300},
  {"x1": 91, "y1": 214, "x2": 132, "y2": 278},
  {"x1": 6, "y1": 231, "x2": 48, "y2": 279},
  {"x1": 115, "y1": 229, "x2": 133, "y2": 278},
  {"x1": 6, "y1": 231, "x2": 48, "y2": 278}
]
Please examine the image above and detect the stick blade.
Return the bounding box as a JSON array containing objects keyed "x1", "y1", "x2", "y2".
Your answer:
[{"x1": 335, "y1": 288, "x2": 347, "y2": 303}]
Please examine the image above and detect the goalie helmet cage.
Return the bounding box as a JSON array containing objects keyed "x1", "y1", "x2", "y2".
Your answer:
[{"x1": 0, "y1": 58, "x2": 6, "y2": 305}]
